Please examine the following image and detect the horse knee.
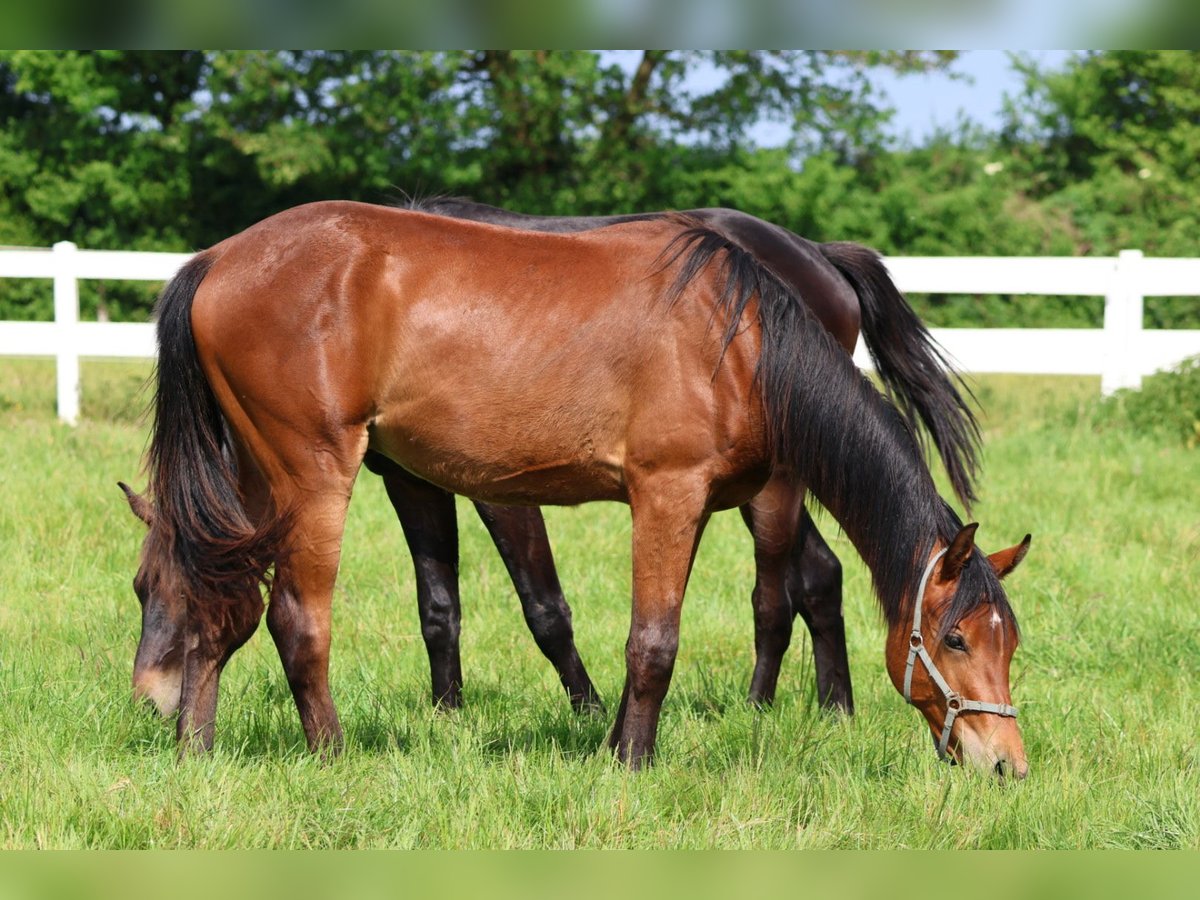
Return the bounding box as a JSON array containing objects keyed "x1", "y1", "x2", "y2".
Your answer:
[
  {"x1": 791, "y1": 545, "x2": 843, "y2": 626},
  {"x1": 266, "y1": 590, "x2": 329, "y2": 669},
  {"x1": 626, "y1": 623, "x2": 679, "y2": 693},
  {"x1": 193, "y1": 590, "x2": 263, "y2": 662},
  {"x1": 419, "y1": 591, "x2": 461, "y2": 650},
  {"x1": 812, "y1": 551, "x2": 842, "y2": 597},
  {"x1": 266, "y1": 587, "x2": 298, "y2": 639},
  {"x1": 522, "y1": 597, "x2": 574, "y2": 647}
]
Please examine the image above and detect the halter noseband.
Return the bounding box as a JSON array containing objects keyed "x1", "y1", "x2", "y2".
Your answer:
[{"x1": 903, "y1": 547, "x2": 1018, "y2": 760}]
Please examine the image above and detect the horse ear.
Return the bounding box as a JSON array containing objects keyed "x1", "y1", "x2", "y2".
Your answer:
[
  {"x1": 938, "y1": 522, "x2": 979, "y2": 583},
  {"x1": 118, "y1": 481, "x2": 153, "y2": 526},
  {"x1": 989, "y1": 534, "x2": 1032, "y2": 580}
]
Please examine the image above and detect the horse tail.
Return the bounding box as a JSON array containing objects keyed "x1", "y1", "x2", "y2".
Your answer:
[
  {"x1": 147, "y1": 252, "x2": 286, "y2": 601},
  {"x1": 818, "y1": 242, "x2": 981, "y2": 510}
]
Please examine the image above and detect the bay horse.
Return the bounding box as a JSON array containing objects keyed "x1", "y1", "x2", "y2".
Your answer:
[
  {"x1": 125, "y1": 202, "x2": 983, "y2": 725},
  {"x1": 127, "y1": 201, "x2": 1030, "y2": 774},
  {"x1": 123, "y1": 200, "x2": 970, "y2": 720},
  {"x1": 359, "y1": 197, "x2": 987, "y2": 720}
]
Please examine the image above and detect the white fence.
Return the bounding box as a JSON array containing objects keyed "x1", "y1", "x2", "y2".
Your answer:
[{"x1": 2, "y1": 241, "x2": 1200, "y2": 424}]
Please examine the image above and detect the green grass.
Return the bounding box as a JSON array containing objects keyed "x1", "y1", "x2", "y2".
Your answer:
[{"x1": 0, "y1": 359, "x2": 1197, "y2": 848}]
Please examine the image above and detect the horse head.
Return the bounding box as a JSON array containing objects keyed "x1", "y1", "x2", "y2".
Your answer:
[
  {"x1": 119, "y1": 481, "x2": 186, "y2": 717},
  {"x1": 886, "y1": 524, "x2": 1032, "y2": 779}
]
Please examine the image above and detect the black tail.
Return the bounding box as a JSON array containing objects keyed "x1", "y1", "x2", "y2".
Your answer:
[
  {"x1": 147, "y1": 252, "x2": 285, "y2": 601},
  {"x1": 818, "y1": 242, "x2": 981, "y2": 510}
]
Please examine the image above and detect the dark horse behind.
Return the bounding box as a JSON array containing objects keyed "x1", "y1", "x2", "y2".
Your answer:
[{"x1": 125, "y1": 202, "x2": 1031, "y2": 775}]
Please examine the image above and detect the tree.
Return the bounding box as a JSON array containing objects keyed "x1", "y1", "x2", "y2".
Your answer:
[
  {"x1": 0, "y1": 51, "x2": 205, "y2": 318},
  {"x1": 999, "y1": 51, "x2": 1200, "y2": 327},
  {"x1": 1, "y1": 50, "x2": 958, "y2": 319},
  {"x1": 0, "y1": 51, "x2": 203, "y2": 251},
  {"x1": 1001, "y1": 50, "x2": 1200, "y2": 257}
]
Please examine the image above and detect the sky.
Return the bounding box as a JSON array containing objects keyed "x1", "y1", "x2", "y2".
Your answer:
[
  {"x1": 604, "y1": 50, "x2": 1077, "y2": 150},
  {"x1": 746, "y1": 50, "x2": 1076, "y2": 148},
  {"x1": 872, "y1": 50, "x2": 1075, "y2": 144}
]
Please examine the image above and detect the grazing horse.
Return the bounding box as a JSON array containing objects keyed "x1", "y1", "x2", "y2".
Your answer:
[
  {"x1": 128, "y1": 201, "x2": 1030, "y2": 774},
  {"x1": 124, "y1": 203, "x2": 981, "y2": 722},
  {"x1": 359, "y1": 198, "x2": 983, "y2": 718}
]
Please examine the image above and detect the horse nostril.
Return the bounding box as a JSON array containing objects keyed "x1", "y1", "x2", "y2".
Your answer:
[{"x1": 994, "y1": 758, "x2": 1010, "y2": 779}]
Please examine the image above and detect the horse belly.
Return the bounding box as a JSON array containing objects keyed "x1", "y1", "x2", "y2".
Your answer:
[{"x1": 367, "y1": 394, "x2": 629, "y2": 506}]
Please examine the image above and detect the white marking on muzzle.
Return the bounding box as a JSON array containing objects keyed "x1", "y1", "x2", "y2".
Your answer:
[{"x1": 133, "y1": 667, "x2": 183, "y2": 717}]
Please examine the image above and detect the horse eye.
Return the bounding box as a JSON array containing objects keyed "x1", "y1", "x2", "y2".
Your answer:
[{"x1": 944, "y1": 632, "x2": 968, "y2": 652}]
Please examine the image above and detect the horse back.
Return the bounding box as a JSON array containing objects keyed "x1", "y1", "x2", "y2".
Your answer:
[{"x1": 422, "y1": 199, "x2": 861, "y2": 353}]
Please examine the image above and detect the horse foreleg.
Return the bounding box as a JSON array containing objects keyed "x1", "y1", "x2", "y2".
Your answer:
[
  {"x1": 739, "y1": 476, "x2": 803, "y2": 707},
  {"x1": 473, "y1": 502, "x2": 603, "y2": 713},
  {"x1": 267, "y1": 492, "x2": 352, "y2": 756},
  {"x1": 610, "y1": 479, "x2": 709, "y2": 768},
  {"x1": 787, "y1": 511, "x2": 854, "y2": 713},
  {"x1": 370, "y1": 458, "x2": 465, "y2": 709}
]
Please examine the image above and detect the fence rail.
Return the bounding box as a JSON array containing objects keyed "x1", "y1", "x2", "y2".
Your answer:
[{"x1": 3, "y1": 241, "x2": 1200, "y2": 424}]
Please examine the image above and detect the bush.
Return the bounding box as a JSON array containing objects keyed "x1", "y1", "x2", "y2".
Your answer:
[{"x1": 1091, "y1": 354, "x2": 1200, "y2": 447}]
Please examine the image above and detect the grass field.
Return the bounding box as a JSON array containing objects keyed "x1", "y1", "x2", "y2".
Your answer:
[{"x1": 0, "y1": 358, "x2": 1197, "y2": 848}]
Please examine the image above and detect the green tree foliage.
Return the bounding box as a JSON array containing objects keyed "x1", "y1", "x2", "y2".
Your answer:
[
  {"x1": 0, "y1": 50, "x2": 945, "y2": 320},
  {"x1": 0, "y1": 51, "x2": 205, "y2": 319},
  {"x1": 0, "y1": 50, "x2": 955, "y2": 319},
  {"x1": 692, "y1": 51, "x2": 1200, "y2": 329},
  {"x1": 1001, "y1": 50, "x2": 1200, "y2": 258},
  {"x1": 1, "y1": 50, "x2": 1197, "y2": 331},
  {"x1": 0, "y1": 51, "x2": 201, "y2": 250},
  {"x1": 997, "y1": 51, "x2": 1200, "y2": 328}
]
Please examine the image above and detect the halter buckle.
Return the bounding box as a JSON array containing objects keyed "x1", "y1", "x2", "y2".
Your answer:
[{"x1": 909, "y1": 632, "x2": 923, "y2": 650}]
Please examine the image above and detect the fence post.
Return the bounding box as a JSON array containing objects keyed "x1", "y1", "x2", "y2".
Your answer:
[
  {"x1": 1101, "y1": 249, "x2": 1144, "y2": 396},
  {"x1": 52, "y1": 241, "x2": 80, "y2": 425}
]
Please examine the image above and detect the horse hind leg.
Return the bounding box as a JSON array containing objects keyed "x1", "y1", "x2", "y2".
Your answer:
[
  {"x1": 787, "y1": 511, "x2": 854, "y2": 714},
  {"x1": 366, "y1": 453, "x2": 465, "y2": 709},
  {"x1": 472, "y1": 501, "x2": 603, "y2": 713},
  {"x1": 739, "y1": 475, "x2": 803, "y2": 707},
  {"x1": 367, "y1": 454, "x2": 601, "y2": 712}
]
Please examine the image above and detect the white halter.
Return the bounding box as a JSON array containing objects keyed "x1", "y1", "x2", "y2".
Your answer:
[{"x1": 903, "y1": 547, "x2": 1018, "y2": 760}]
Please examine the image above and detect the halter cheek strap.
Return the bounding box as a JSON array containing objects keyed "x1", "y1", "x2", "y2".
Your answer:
[{"x1": 903, "y1": 547, "x2": 1018, "y2": 760}]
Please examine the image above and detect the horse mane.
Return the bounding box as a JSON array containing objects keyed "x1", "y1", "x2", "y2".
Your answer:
[
  {"x1": 403, "y1": 193, "x2": 492, "y2": 217},
  {"x1": 659, "y1": 219, "x2": 1014, "y2": 637}
]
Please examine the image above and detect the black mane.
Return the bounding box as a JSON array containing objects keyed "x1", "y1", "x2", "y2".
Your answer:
[{"x1": 661, "y1": 222, "x2": 1013, "y2": 636}]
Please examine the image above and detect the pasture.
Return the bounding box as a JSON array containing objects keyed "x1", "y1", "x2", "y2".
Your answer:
[{"x1": 0, "y1": 358, "x2": 1197, "y2": 848}]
